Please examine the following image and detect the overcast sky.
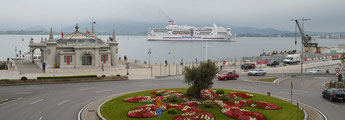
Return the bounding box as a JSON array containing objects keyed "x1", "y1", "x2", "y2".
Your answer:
[{"x1": 0, "y1": 0, "x2": 344, "y2": 32}]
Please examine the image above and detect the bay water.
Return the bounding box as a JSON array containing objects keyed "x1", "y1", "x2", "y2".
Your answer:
[{"x1": 0, "y1": 35, "x2": 343, "y2": 63}]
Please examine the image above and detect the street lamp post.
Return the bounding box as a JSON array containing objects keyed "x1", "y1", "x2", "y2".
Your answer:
[
  {"x1": 300, "y1": 18, "x2": 311, "y2": 74},
  {"x1": 148, "y1": 49, "x2": 152, "y2": 68},
  {"x1": 203, "y1": 41, "x2": 210, "y2": 61}
]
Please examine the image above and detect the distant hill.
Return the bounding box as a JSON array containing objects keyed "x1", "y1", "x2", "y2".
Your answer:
[{"x1": 1, "y1": 21, "x2": 344, "y2": 37}]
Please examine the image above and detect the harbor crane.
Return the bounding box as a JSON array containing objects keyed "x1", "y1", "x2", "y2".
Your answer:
[{"x1": 294, "y1": 19, "x2": 318, "y2": 48}]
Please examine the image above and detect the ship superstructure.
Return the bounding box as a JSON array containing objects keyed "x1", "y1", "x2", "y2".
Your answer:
[{"x1": 147, "y1": 20, "x2": 234, "y2": 41}]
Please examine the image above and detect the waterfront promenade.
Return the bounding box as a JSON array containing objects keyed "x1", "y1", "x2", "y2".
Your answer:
[{"x1": 0, "y1": 59, "x2": 341, "y2": 80}]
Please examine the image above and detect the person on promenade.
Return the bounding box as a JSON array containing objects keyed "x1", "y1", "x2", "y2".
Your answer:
[
  {"x1": 180, "y1": 59, "x2": 183, "y2": 66},
  {"x1": 165, "y1": 60, "x2": 168, "y2": 67}
]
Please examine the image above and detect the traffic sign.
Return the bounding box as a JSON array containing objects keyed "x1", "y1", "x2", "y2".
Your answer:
[
  {"x1": 336, "y1": 73, "x2": 340, "y2": 77},
  {"x1": 156, "y1": 108, "x2": 162, "y2": 116},
  {"x1": 335, "y1": 68, "x2": 340, "y2": 73}
]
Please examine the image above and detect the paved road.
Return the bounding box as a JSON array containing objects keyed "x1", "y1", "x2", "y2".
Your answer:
[{"x1": 0, "y1": 73, "x2": 344, "y2": 120}]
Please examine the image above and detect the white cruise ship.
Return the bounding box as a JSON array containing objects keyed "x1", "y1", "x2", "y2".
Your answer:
[{"x1": 147, "y1": 20, "x2": 234, "y2": 41}]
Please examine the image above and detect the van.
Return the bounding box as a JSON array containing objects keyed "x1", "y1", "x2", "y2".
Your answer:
[{"x1": 283, "y1": 54, "x2": 300, "y2": 64}]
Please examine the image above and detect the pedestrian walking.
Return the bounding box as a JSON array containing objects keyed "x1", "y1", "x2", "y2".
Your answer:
[{"x1": 165, "y1": 60, "x2": 168, "y2": 67}]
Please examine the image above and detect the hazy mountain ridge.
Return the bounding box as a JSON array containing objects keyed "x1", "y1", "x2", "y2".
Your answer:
[{"x1": 1, "y1": 21, "x2": 344, "y2": 36}]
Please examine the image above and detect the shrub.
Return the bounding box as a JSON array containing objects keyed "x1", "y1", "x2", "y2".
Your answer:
[
  {"x1": 203, "y1": 100, "x2": 213, "y2": 108},
  {"x1": 184, "y1": 61, "x2": 219, "y2": 98},
  {"x1": 155, "y1": 92, "x2": 162, "y2": 96},
  {"x1": 20, "y1": 76, "x2": 28, "y2": 81},
  {"x1": 186, "y1": 86, "x2": 198, "y2": 97},
  {"x1": 220, "y1": 94, "x2": 230, "y2": 101},
  {"x1": 216, "y1": 89, "x2": 224, "y2": 94},
  {"x1": 0, "y1": 79, "x2": 10, "y2": 81},
  {"x1": 116, "y1": 74, "x2": 121, "y2": 76},
  {"x1": 20, "y1": 76, "x2": 28, "y2": 82},
  {"x1": 168, "y1": 94, "x2": 180, "y2": 102},
  {"x1": 101, "y1": 75, "x2": 106, "y2": 77},
  {"x1": 167, "y1": 108, "x2": 178, "y2": 114},
  {"x1": 37, "y1": 75, "x2": 97, "y2": 79}
]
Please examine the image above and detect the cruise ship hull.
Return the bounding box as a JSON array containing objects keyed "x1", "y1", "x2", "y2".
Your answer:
[{"x1": 148, "y1": 36, "x2": 234, "y2": 41}]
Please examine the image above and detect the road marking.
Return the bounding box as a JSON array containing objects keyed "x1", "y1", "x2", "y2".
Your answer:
[
  {"x1": 16, "y1": 92, "x2": 33, "y2": 94},
  {"x1": 324, "y1": 101, "x2": 340, "y2": 108},
  {"x1": 30, "y1": 99, "x2": 44, "y2": 105},
  {"x1": 38, "y1": 116, "x2": 42, "y2": 120},
  {"x1": 57, "y1": 99, "x2": 70, "y2": 106},
  {"x1": 80, "y1": 87, "x2": 96, "y2": 91},
  {"x1": 96, "y1": 89, "x2": 112, "y2": 93},
  {"x1": 0, "y1": 97, "x2": 23, "y2": 106}
]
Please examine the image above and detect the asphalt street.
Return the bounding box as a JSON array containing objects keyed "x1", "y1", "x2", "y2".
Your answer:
[{"x1": 0, "y1": 73, "x2": 344, "y2": 120}]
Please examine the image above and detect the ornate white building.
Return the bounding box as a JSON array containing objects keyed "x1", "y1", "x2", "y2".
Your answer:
[{"x1": 29, "y1": 24, "x2": 119, "y2": 68}]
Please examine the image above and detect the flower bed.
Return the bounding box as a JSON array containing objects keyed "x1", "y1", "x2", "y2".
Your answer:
[
  {"x1": 228, "y1": 93, "x2": 254, "y2": 99},
  {"x1": 123, "y1": 89, "x2": 281, "y2": 120}
]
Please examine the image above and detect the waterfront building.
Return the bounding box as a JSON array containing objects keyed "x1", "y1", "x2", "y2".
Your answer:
[{"x1": 29, "y1": 24, "x2": 119, "y2": 68}]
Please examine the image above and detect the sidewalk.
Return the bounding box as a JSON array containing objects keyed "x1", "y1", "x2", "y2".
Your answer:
[{"x1": 0, "y1": 60, "x2": 340, "y2": 80}]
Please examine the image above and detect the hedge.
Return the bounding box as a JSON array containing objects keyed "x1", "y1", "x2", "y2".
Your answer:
[{"x1": 37, "y1": 75, "x2": 97, "y2": 79}]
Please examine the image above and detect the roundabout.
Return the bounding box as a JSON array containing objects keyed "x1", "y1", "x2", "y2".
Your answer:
[{"x1": 99, "y1": 88, "x2": 304, "y2": 120}]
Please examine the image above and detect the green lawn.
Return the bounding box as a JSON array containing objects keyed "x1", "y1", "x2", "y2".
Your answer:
[
  {"x1": 100, "y1": 88, "x2": 304, "y2": 120},
  {"x1": 253, "y1": 77, "x2": 278, "y2": 82}
]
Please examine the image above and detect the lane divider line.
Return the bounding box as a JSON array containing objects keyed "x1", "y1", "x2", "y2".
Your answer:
[
  {"x1": 30, "y1": 99, "x2": 44, "y2": 105},
  {"x1": 57, "y1": 99, "x2": 70, "y2": 106},
  {"x1": 16, "y1": 92, "x2": 33, "y2": 95}
]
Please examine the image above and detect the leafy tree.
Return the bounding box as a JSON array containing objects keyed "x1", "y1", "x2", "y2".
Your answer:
[{"x1": 184, "y1": 61, "x2": 219, "y2": 98}]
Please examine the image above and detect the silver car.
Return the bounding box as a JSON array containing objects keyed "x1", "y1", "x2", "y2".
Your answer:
[{"x1": 248, "y1": 69, "x2": 266, "y2": 76}]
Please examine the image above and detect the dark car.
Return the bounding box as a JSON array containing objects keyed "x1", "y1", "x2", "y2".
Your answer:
[
  {"x1": 217, "y1": 71, "x2": 239, "y2": 80},
  {"x1": 322, "y1": 88, "x2": 345, "y2": 102},
  {"x1": 267, "y1": 61, "x2": 279, "y2": 66},
  {"x1": 241, "y1": 63, "x2": 255, "y2": 70}
]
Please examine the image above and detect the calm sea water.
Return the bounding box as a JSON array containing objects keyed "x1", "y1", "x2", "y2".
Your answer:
[{"x1": 0, "y1": 35, "x2": 344, "y2": 63}]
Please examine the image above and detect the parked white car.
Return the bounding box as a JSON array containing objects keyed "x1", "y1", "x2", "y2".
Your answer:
[
  {"x1": 307, "y1": 69, "x2": 322, "y2": 73},
  {"x1": 248, "y1": 69, "x2": 266, "y2": 76}
]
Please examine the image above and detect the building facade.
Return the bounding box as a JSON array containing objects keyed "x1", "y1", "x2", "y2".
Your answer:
[{"x1": 29, "y1": 24, "x2": 119, "y2": 68}]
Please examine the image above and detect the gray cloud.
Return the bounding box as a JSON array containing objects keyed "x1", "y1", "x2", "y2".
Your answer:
[{"x1": 0, "y1": 0, "x2": 344, "y2": 32}]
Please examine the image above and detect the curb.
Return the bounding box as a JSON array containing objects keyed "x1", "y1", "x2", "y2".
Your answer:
[
  {"x1": 0, "y1": 79, "x2": 128, "y2": 86},
  {"x1": 231, "y1": 88, "x2": 327, "y2": 120},
  {"x1": 78, "y1": 90, "x2": 147, "y2": 120},
  {"x1": 154, "y1": 75, "x2": 181, "y2": 78},
  {"x1": 242, "y1": 79, "x2": 274, "y2": 84},
  {"x1": 321, "y1": 82, "x2": 345, "y2": 90},
  {"x1": 81, "y1": 88, "x2": 325, "y2": 120},
  {"x1": 274, "y1": 78, "x2": 287, "y2": 85}
]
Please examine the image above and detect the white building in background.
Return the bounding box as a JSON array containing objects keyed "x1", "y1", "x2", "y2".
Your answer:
[{"x1": 29, "y1": 24, "x2": 119, "y2": 68}]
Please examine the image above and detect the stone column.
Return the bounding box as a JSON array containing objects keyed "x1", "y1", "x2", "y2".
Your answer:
[
  {"x1": 109, "y1": 42, "x2": 118, "y2": 66},
  {"x1": 95, "y1": 49, "x2": 99, "y2": 67}
]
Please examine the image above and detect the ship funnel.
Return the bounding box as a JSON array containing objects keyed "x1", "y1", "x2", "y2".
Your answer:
[{"x1": 168, "y1": 20, "x2": 176, "y2": 25}]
